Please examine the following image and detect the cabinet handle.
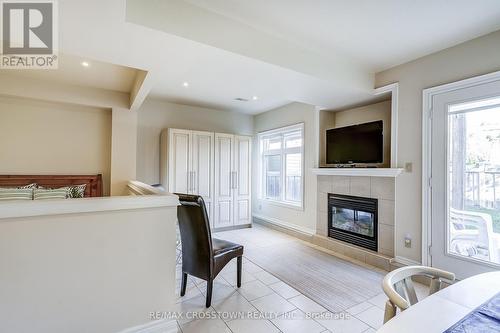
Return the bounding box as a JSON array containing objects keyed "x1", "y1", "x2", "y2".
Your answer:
[
  {"x1": 231, "y1": 171, "x2": 238, "y2": 190},
  {"x1": 188, "y1": 171, "x2": 193, "y2": 192}
]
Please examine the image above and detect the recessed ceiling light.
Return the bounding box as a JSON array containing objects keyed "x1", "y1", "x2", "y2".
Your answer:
[
  {"x1": 81, "y1": 61, "x2": 90, "y2": 67},
  {"x1": 183, "y1": 82, "x2": 189, "y2": 87},
  {"x1": 252, "y1": 96, "x2": 258, "y2": 100}
]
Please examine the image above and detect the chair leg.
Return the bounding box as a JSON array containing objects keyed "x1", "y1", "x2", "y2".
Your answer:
[
  {"x1": 180, "y1": 273, "x2": 188, "y2": 297},
  {"x1": 384, "y1": 300, "x2": 397, "y2": 324},
  {"x1": 237, "y1": 256, "x2": 242, "y2": 288},
  {"x1": 206, "y1": 280, "x2": 213, "y2": 308}
]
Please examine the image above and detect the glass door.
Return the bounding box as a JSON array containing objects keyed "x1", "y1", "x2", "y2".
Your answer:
[{"x1": 431, "y1": 79, "x2": 500, "y2": 279}]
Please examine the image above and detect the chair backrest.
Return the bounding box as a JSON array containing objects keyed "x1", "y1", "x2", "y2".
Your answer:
[
  {"x1": 175, "y1": 193, "x2": 213, "y2": 280},
  {"x1": 382, "y1": 265, "x2": 455, "y2": 311}
]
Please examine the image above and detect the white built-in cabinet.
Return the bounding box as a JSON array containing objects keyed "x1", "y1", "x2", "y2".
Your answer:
[
  {"x1": 233, "y1": 135, "x2": 252, "y2": 226},
  {"x1": 161, "y1": 129, "x2": 251, "y2": 229}
]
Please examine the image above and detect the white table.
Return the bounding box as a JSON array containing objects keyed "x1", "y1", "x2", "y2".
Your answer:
[{"x1": 378, "y1": 271, "x2": 500, "y2": 333}]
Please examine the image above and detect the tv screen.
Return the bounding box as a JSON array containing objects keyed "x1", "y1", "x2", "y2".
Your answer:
[{"x1": 326, "y1": 121, "x2": 383, "y2": 164}]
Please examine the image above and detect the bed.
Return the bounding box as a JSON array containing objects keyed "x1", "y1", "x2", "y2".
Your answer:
[{"x1": 0, "y1": 174, "x2": 103, "y2": 197}]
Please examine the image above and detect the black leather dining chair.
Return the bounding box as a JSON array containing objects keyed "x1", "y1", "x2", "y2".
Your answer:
[{"x1": 175, "y1": 193, "x2": 243, "y2": 307}]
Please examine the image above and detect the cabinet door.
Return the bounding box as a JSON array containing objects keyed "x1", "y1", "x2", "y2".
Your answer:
[
  {"x1": 168, "y1": 129, "x2": 191, "y2": 194},
  {"x1": 214, "y1": 133, "x2": 234, "y2": 228},
  {"x1": 192, "y1": 131, "x2": 215, "y2": 226},
  {"x1": 233, "y1": 136, "x2": 252, "y2": 225}
]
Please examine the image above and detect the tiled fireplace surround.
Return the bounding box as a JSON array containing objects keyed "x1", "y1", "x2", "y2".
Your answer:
[{"x1": 315, "y1": 175, "x2": 395, "y2": 271}]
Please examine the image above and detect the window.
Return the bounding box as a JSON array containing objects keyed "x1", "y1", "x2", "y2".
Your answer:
[{"x1": 259, "y1": 123, "x2": 304, "y2": 208}]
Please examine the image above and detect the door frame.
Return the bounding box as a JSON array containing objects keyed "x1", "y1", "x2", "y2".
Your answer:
[{"x1": 422, "y1": 69, "x2": 500, "y2": 266}]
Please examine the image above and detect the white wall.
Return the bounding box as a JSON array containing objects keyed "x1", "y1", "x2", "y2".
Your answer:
[
  {"x1": 252, "y1": 102, "x2": 317, "y2": 233},
  {"x1": 0, "y1": 202, "x2": 177, "y2": 333},
  {"x1": 376, "y1": 30, "x2": 500, "y2": 263},
  {"x1": 136, "y1": 98, "x2": 254, "y2": 184},
  {"x1": 0, "y1": 96, "x2": 112, "y2": 195}
]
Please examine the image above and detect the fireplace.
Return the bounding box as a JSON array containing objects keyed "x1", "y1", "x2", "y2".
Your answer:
[{"x1": 328, "y1": 193, "x2": 378, "y2": 251}]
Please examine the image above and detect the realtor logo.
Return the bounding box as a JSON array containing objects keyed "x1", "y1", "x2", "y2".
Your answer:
[{"x1": 1, "y1": 0, "x2": 58, "y2": 69}]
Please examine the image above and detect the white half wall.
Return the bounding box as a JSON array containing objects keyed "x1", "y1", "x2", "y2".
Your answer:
[
  {"x1": 252, "y1": 102, "x2": 317, "y2": 232},
  {"x1": 0, "y1": 197, "x2": 178, "y2": 333}
]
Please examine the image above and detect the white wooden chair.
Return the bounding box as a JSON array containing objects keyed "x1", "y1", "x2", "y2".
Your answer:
[{"x1": 382, "y1": 266, "x2": 455, "y2": 323}]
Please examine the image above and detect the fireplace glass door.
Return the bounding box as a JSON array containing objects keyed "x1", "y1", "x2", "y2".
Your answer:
[
  {"x1": 328, "y1": 193, "x2": 378, "y2": 251},
  {"x1": 332, "y1": 207, "x2": 374, "y2": 238}
]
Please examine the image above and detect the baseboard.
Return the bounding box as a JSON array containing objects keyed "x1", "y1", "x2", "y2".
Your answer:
[
  {"x1": 213, "y1": 224, "x2": 251, "y2": 233},
  {"x1": 252, "y1": 214, "x2": 315, "y2": 238},
  {"x1": 392, "y1": 256, "x2": 421, "y2": 267},
  {"x1": 390, "y1": 257, "x2": 452, "y2": 287},
  {"x1": 117, "y1": 319, "x2": 178, "y2": 333}
]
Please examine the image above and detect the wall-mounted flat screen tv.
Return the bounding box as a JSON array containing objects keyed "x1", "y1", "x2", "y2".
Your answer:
[{"x1": 326, "y1": 120, "x2": 383, "y2": 164}]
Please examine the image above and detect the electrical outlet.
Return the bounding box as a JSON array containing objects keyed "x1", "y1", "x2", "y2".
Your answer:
[
  {"x1": 258, "y1": 204, "x2": 262, "y2": 210},
  {"x1": 405, "y1": 162, "x2": 413, "y2": 173},
  {"x1": 404, "y1": 234, "x2": 412, "y2": 248}
]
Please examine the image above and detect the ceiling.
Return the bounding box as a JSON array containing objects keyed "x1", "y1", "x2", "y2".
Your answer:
[
  {"x1": 2, "y1": 54, "x2": 137, "y2": 93},
  {"x1": 11, "y1": 0, "x2": 500, "y2": 114},
  {"x1": 184, "y1": 0, "x2": 500, "y2": 72}
]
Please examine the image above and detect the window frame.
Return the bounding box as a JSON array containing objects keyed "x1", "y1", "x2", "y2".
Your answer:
[{"x1": 258, "y1": 123, "x2": 305, "y2": 210}]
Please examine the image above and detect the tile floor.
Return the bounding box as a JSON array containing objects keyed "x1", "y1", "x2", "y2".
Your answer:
[{"x1": 173, "y1": 225, "x2": 428, "y2": 333}]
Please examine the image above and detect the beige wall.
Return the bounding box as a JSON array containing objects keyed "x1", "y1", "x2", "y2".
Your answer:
[
  {"x1": 328, "y1": 100, "x2": 391, "y2": 167},
  {"x1": 376, "y1": 30, "x2": 500, "y2": 263},
  {"x1": 111, "y1": 108, "x2": 138, "y2": 195},
  {"x1": 252, "y1": 102, "x2": 317, "y2": 233},
  {"x1": 0, "y1": 96, "x2": 112, "y2": 195},
  {"x1": 136, "y1": 98, "x2": 254, "y2": 184},
  {"x1": 0, "y1": 204, "x2": 177, "y2": 333},
  {"x1": 318, "y1": 110, "x2": 336, "y2": 166},
  {"x1": 0, "y1": 73, "x2": 140, "y2": 196}
]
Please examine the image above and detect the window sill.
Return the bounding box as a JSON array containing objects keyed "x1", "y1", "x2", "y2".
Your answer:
[{"x1": 260, "y1": 198, "x2": 304, "y2": 211}]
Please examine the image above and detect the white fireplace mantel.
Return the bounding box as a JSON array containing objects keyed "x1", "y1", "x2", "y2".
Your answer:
[{"x1": 311, "y1": 168, "x2": 404, "y2": 177}]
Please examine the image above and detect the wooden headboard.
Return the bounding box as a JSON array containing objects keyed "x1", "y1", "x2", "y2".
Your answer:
[{"x1": 0, "y1": 174, "x2": 103, "y2": 197}]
